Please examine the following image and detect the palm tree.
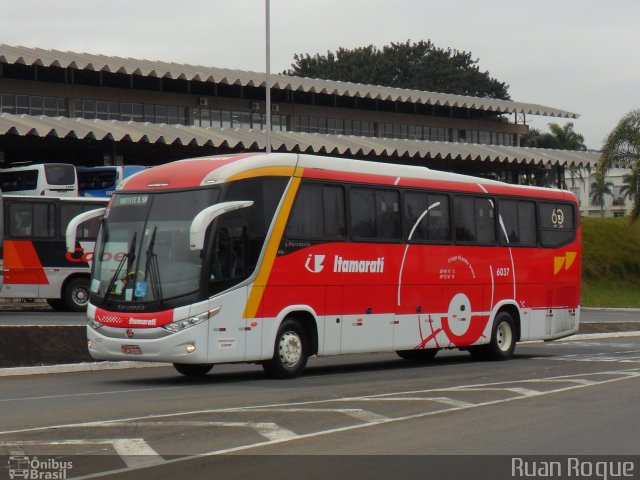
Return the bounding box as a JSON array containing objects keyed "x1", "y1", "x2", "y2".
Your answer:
[
  {"x1": 547, "y1": 122, "x2": 587, "y2": 151},
  {"x1": 599, "y1": 109, "x2": 640, "y2": 222},
  {"x1": 620, "y1": 167, "x2": 640, "y2": 221},
  {"x1": 522, "y1": 122, "x2": 587, "y2": 150},
  {"x1": 589, "y1": 173, "x2": 614, "y2": 217}
]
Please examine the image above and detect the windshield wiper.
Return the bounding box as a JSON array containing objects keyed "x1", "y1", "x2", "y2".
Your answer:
[
  {"x1": 144, "y1": 226, "x2": 164, "y2": 308},
  {"x1": 103, "y1": 232, "x2": 137, "y2": 303}
]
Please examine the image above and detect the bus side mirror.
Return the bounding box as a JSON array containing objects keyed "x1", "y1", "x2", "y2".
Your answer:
[
  {"x1": 65, "y1": 208, "x2": 106, "y2": 253},
  {"x1": 190, "y1": 201, "x2": 253, "y2": 251}
]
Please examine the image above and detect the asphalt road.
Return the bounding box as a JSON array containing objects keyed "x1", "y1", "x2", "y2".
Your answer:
[
  {"x1": 0, "y1": 335, "x2": 639, "y2": 479},
  {"x1": 0, "y1": 307, "x2": 639, "y2": 326}
]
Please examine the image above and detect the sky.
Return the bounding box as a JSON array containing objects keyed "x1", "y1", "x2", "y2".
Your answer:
[{"x1": 2, "y1": 0, "x2": 639, "y2": 150}]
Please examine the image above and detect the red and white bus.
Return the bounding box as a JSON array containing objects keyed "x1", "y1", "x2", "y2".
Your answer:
[
  {"x1": 1, "y1": 195, "x2": 107, "y2": 310},
  {"x1": 67, "y1": 153, "x2": 581, "y2": 378}
]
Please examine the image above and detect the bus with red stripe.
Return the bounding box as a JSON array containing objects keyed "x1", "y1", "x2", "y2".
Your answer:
[
  {"x1": 1, "y1": 195, "x2": 107, "y2": 310},
  {"x1": 67, "y1": 153, "x2": 580, "y2": 378}
]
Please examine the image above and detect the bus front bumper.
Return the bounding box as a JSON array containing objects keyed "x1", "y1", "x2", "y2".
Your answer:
[{"x1": 86, "y1": 322, "x2": 210, "y2": 364}]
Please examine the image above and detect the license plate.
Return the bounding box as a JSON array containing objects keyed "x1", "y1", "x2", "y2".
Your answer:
[{"x1": 121, "y1": 344, "x2": 142, "y2": 355}]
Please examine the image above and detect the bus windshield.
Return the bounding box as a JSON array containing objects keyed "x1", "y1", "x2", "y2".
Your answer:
[{"x1": 91, "y1": 188, "x2": 221, "y2": 304}]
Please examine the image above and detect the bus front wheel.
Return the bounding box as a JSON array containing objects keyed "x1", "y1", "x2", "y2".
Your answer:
[
  {"x1": 173, "y1": 363, "x2": 214, "y2": 377},
  {"x1": 63, "y1": 277, "x2": 91, "y2": 312},
  {"x1": 262, "y1": 319, "x2": 309, "y2": 379}
]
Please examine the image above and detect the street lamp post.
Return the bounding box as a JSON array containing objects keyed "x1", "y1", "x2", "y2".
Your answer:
[{"x1": 265, "y1": 0, "x2": 272, "y2": 153}]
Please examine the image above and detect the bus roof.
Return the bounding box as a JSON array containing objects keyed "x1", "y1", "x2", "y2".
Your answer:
[{"x1": 119, "y1": 153, "x2": 574, "y2": 201}]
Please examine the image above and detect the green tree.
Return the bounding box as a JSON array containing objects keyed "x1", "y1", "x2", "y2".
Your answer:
[
  {"x1": 589, "y1": 173, "x2": 614, "y2": 217},
  {"x1": 285, "y1": 40, "x2": 510, "y2": 100},
  {"x1": 620, "y1": 167, "x2": 640, "y2": 221},
  {"x1": 599, "y1": 109, "x2": 640, "y2": 222},
  {"x1": 522, "y1": 122, "x2": 586, "y2": 150},
  {"x1": 522, "y1": 122, "x2": 588, "y2": 191}
]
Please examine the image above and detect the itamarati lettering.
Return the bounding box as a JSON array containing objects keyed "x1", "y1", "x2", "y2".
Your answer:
[
  {"x1": 333, "y1": 256, "x2": 385, "y2": 273},
  {"x1": 129, "y1": 318, "x2": 157, "y2": 326}
]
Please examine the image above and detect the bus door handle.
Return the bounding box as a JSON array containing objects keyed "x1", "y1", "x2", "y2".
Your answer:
[{"x1": 366, "y1": 307, "x2": 372, "y2": 314}]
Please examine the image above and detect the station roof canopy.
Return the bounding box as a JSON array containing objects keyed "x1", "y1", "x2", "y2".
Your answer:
[
  {"x1": 0, "y1": 113, "x2": 599, "y2": 167},
  {"x1": 0, "y1": 44, "x2": 578, "y2": 119}
]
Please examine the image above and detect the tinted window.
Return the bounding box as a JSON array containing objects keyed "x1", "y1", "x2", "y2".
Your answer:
[
  {"x1": 8, "y1": 202, "x2": 55, "y2": 238},
  {"x1": 349, "y1": 188, "x2": 376, "y2": 238},
  {"x1": 286, "y1": 183, "x2": 346, "y2": 239},
  {"x1": 404, "y1": 192, "x2": 450, "y2": 242},
  {"x1": 45, "y1": 164, "x2": 76, "y2": 185},
  {"x1": 222, "y1": 177, "x2": 289, "y2": 275},
  {"x1": 324, "y1": 186, "x2": 346, "y2": 237},
  {"x1": 61, "y1": 203, "x2": 103, "y2": 240},
  {"x1": 454, "y1": 196, "x2": 495, "y2": 244},
  {"x1": 539, "y1": 202, "x2": 576, "y2": 247},
  {"x1": 0, "y1": 170, "x2": 38, "y2": 192},
  {"x1": 287, "y1": 184, "x2": 323, "y2": 237},
  {"x1": 349, "y1": 187, "x2": 401, "y2": 241},
  {"x1": 78, "y1": 170, "x2": 117, "y2": 190},
  {"x1": 498, "y1": 200, "x2": 536, "y2": 246}
]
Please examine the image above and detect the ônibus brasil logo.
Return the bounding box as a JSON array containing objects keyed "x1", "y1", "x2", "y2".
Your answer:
[{"x1": 305, "y1": 254, "x2": 385, "y2": 274}]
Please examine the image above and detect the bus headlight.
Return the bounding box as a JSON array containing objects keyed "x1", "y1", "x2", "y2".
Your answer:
[{"x1": 164, "y1": 307, "x2": 221, "y2": 333}]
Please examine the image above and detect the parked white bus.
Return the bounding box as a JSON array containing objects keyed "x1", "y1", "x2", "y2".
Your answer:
[{"x1": 0, "y1": 163, "x2": 78, "y2": 196}]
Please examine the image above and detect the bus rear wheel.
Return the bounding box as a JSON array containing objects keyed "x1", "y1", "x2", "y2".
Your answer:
[
  {"x1": 396, "y1": 349, "x2": 438, "y2": 361},
  {"x1": 63, "y1": 277, "x2": 91, "y2": 312},
  {"x1": 173, "y1": 363, "x2": 214, "y2": 377},
  {"x1": 262, "y1": 319, "x2": 309, "y2": 379}
]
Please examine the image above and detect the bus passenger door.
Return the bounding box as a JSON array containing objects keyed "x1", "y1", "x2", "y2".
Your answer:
[
  {"x1": 322, "y1": 286, "x2": 342, "y2": 355},
  {"x1": 207, "y1": 286, "x2": 249, "y2": 363}
]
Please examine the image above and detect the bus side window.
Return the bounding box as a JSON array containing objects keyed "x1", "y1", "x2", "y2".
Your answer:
[
  {"x1": 286, "y1": 183, "x2": 346, "y2": 239},
  {"x1": 404, "y1": 192, "x2": 450, "y2": 242},
  {"x1": 33, "y1": 204, "x2": 55, "y2": 237},
  {"x1": 350, "y1": 187, "x2": 401, "y2": 241},
  {"x1": 454, "y1": 197, "x2": 476, "y2": 242},
  {"x1": 9, "y1": 203, "x2": 33, "y2": 237},
  {"x1": 499, "y1": 199, "x2": 536, "y2": 246},
  {"x1": 454, "y1": 196, "x2": 495, "y2": 244},
  {"x1": 539, "y1": 202, "x2": 575, "y2": 247}
]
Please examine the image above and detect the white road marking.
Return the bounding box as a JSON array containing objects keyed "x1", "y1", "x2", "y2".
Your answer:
[
  {"x1": 0, "y1": 439, "x2": 163, "y2": 469},
  {"x1": 3, "y1": 367, "x2": 639, "y2": 480},
  {"x1": 95, "y1": 421, "x2": 298, "y2": 441},
  {"x1": 224, "y1": 407, "x2": 389, "y2": 424},
  {"x1": 422, "y1": 397, "x2": 475, "y2": 408}
]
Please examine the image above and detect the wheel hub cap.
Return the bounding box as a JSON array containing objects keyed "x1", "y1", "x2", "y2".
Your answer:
[{"x1": 279, "y1": 331, "x2": 302, "y2": 367}]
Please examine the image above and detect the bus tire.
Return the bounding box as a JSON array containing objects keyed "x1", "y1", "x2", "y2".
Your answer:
[
  {"x1": 63, "y1": 277, "x2": 91, "y2": 312},
  {"x1": 173, "y1": 363, "x2": 214, "y2": 377},
  {"x1": 396, "y1": 349, "x2": 438, "y2": 361},
  {"x1": 475, "y1": 311, "x2": 516, "y2": 361},
  {"x1": 262, "y1": 318, "x2": 309, "y2": 379}
]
